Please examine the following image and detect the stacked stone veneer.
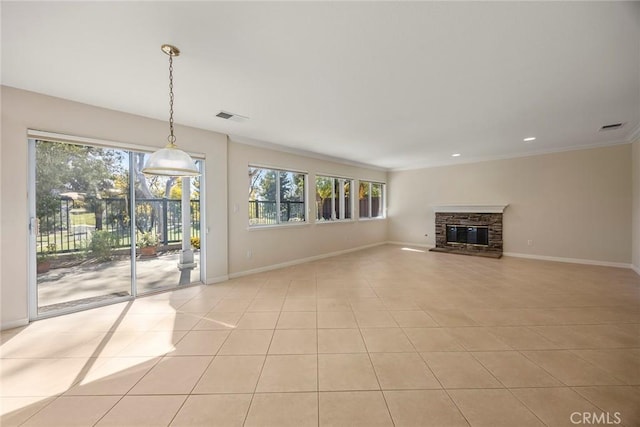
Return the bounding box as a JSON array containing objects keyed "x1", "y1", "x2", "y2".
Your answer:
[{"x1": 434, "y1": 212, "x2": 503, "y2": 257}]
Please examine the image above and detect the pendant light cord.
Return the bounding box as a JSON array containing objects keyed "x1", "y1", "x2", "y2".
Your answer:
[
  {"x1": 143, "y1": 44, "x2": 199, "y2": 177},
  {"x1": 168, "y1": 53, "x2": 176, "y2": 146}
]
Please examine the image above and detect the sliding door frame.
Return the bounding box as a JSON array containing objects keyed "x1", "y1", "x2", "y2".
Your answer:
[{"x1": 27, "y1": 130, "x2": 206, "y2": 321}]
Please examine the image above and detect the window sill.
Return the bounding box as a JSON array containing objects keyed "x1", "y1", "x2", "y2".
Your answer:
[
  {"x1": 247, "y1": 222, "x2": 309, "y2": 231},
  {"x1": 358, "y1": 217, "x2": 387, "y2": 222},
  {"x1": 315, "y1": 219, "x2": 355, "y2": 225}
]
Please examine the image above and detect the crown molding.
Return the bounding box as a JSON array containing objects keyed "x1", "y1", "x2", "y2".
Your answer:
[
  {"x1": 626, "y1": 122, "x2": 640, "y2": 144},
  {"x1": 391, "y1": 138, "x2": 635, "y2": 172}
]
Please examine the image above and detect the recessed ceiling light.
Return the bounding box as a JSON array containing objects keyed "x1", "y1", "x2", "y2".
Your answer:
[
  {"x1": 451, "y1": 153, "x2": 461, "y2": 157},
  {"x1": 523, "y1": 137, "x2": 536, "y2": 142}
]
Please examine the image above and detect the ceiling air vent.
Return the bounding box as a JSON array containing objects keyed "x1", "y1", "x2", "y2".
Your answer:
[
  {"x1": 216, "y1": 111, "x2": 249, "y2": 123},
  {"x1": 599, "y1": 123, "x2": 624, "y2": 131}
]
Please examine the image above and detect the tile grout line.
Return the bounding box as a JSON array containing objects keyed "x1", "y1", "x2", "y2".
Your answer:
[
  {"x1": 399, "y1": 319, "x2": 473, "y2": 427},
  {"x1": 569, "y1": 385, "x2": 632, "y2": 427},
  {"x1": 164, "y1": 316, "x2": 238, "y2": 426},
  {"x1": 354, "y1": 304, "x2": 397, "y2": 427},
  {"x1": 240, "y1": 279, "x2": 287, "y2": 427},
  {"x1": 466, "y1": 350, "x2": 549, "y2": 426},
  {"x1": 23, "y1": 301, "x2": 153, "y2": 427}
]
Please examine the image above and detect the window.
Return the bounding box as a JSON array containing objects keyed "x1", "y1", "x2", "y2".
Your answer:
[
  {"x1": 249, "y1": 166, "x2": 306, "y2": 226},
  {"x1": 316, "y1": 176, "x2": 352, "y2": 221},
  {"x1": 359, "y1": 180, "x2": 385, "y2": 219}
]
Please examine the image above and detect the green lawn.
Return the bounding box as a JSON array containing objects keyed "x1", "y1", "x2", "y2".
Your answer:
[{"x1": 70, "y1": 212, "x2": 96, "y2": 227}]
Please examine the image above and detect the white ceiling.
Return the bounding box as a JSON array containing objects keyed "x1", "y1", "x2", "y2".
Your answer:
[{"x1": 2, "y1": 1, "x2": 639, "y2": 170}]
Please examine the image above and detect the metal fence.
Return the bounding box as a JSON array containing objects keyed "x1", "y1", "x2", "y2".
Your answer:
[
  {"x1": 37, "y1": 197, "x2": 200, "y2": 254},
  {"x1": 249, "y1": 200, "x2": 305, "y2": 225},
  {"x1": 248, "y1": 198, "x2": 381, "y2": 225}
]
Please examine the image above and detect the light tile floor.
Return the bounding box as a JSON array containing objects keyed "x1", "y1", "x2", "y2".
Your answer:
[{"x1": 1, "y1": 245, "x2": 639, "y2": 426}]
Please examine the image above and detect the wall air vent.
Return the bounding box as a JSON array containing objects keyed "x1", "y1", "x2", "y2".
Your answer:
[
  {"x1": 599, "y1": 123, "x2": 624, "y2": 131},
  {"x1": 216, "y1": 111, "x2": 249, "y2": 123}
]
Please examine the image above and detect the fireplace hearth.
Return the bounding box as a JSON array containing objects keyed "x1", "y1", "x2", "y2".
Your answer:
[{"x1": 430, "y1": 205, "x2": 508, "y2": 258}]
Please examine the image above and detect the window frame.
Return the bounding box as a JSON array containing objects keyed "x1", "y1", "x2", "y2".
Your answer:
[
  {"x1": 315, "y1": 174, "x2": 354, "y2": 223},
  {"x1": 358, "y1": 180, "x2": 386, "y2": 220},
  {"x1": 248, "y1": 165, "x2": 308, "y2": 228}
]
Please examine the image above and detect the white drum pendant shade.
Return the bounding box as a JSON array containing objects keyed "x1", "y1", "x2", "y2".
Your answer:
[{"x1": 143, "y1": 144, "x2": 200, "y2": 176}]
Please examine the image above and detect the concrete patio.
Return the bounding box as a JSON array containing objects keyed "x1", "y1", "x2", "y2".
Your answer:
[{"x1": 37, "y1": 251, "x2": 201, "y2": 313}]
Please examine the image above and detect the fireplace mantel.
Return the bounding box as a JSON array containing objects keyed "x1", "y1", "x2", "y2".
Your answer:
[{"x1": 432, "y1": 204, "x2": 509, "y2": 214}]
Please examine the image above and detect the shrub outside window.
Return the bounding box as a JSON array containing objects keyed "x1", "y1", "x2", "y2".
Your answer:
[
  {"x1": 359, "y1": 180, "x2": 385, "y2": 219},
  {"x1": 316, "y1": 176, "x2": 352, "y2": 222},
  {"x1": 249, "y1": 166, "x2": 306, "y2": 226}
]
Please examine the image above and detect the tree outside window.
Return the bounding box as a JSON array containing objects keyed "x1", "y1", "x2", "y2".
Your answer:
[
  {"x1": 359, "y1": 180, "x2": 385, "y2": 219},
  {"x1": 316, "y1": 176, "x2": 352, "y2": 221},
  {"x1": 249, "y1": 167, "x2": 306, "y2": 226}
]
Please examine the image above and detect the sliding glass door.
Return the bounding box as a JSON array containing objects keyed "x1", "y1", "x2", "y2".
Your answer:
[{"x1": 29, "y1": 137, "x2": 204, "y2": 319}]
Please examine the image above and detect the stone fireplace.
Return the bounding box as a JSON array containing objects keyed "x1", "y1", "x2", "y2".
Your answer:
[{"x1": 429, "y1": 204, "x2": 508, "y2": 258}]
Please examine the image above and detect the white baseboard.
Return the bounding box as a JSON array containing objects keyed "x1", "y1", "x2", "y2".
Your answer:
[
  {"x1": 1, "y1": 318, "x2": 29, "y2": 331},
  {"x1": 387, "y1": 243, "x2": 633, "y2": 269},
  {"x1": 206, "y1": 275, "x2": 230, "y2": 285},
  {"x1": 229, "y1": 242, "x2": 386, "y2": 279},
  {"x1": 503, "y1": 252, "x2": 632, "y2": 269},
  {"x1": 228, "y1": 242, "x2": 636, "y2": 277}
]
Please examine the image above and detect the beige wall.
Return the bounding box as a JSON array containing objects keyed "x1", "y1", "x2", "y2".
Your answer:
[
  {"x1": 633, "y1": 139, "x2": 640, "y2": 273},
  {"x1": 388, "y1": 144, "x2": 633, "y2": 265},
  {"x1": 227, "y1": 140, "x2": 387, "y2": 275},
  {"x1": 1, "y1": 86, "x2": 228, "y2": 329}
]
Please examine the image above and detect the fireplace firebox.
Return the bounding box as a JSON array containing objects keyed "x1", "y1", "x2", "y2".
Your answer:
[{"x1": 446, "y1": 225, "x2": 489, "y2": 246}]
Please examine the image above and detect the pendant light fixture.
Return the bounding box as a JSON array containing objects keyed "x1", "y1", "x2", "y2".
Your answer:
[{"x1": 142, "y1": 44, "x2": 200, "y2": 177}]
